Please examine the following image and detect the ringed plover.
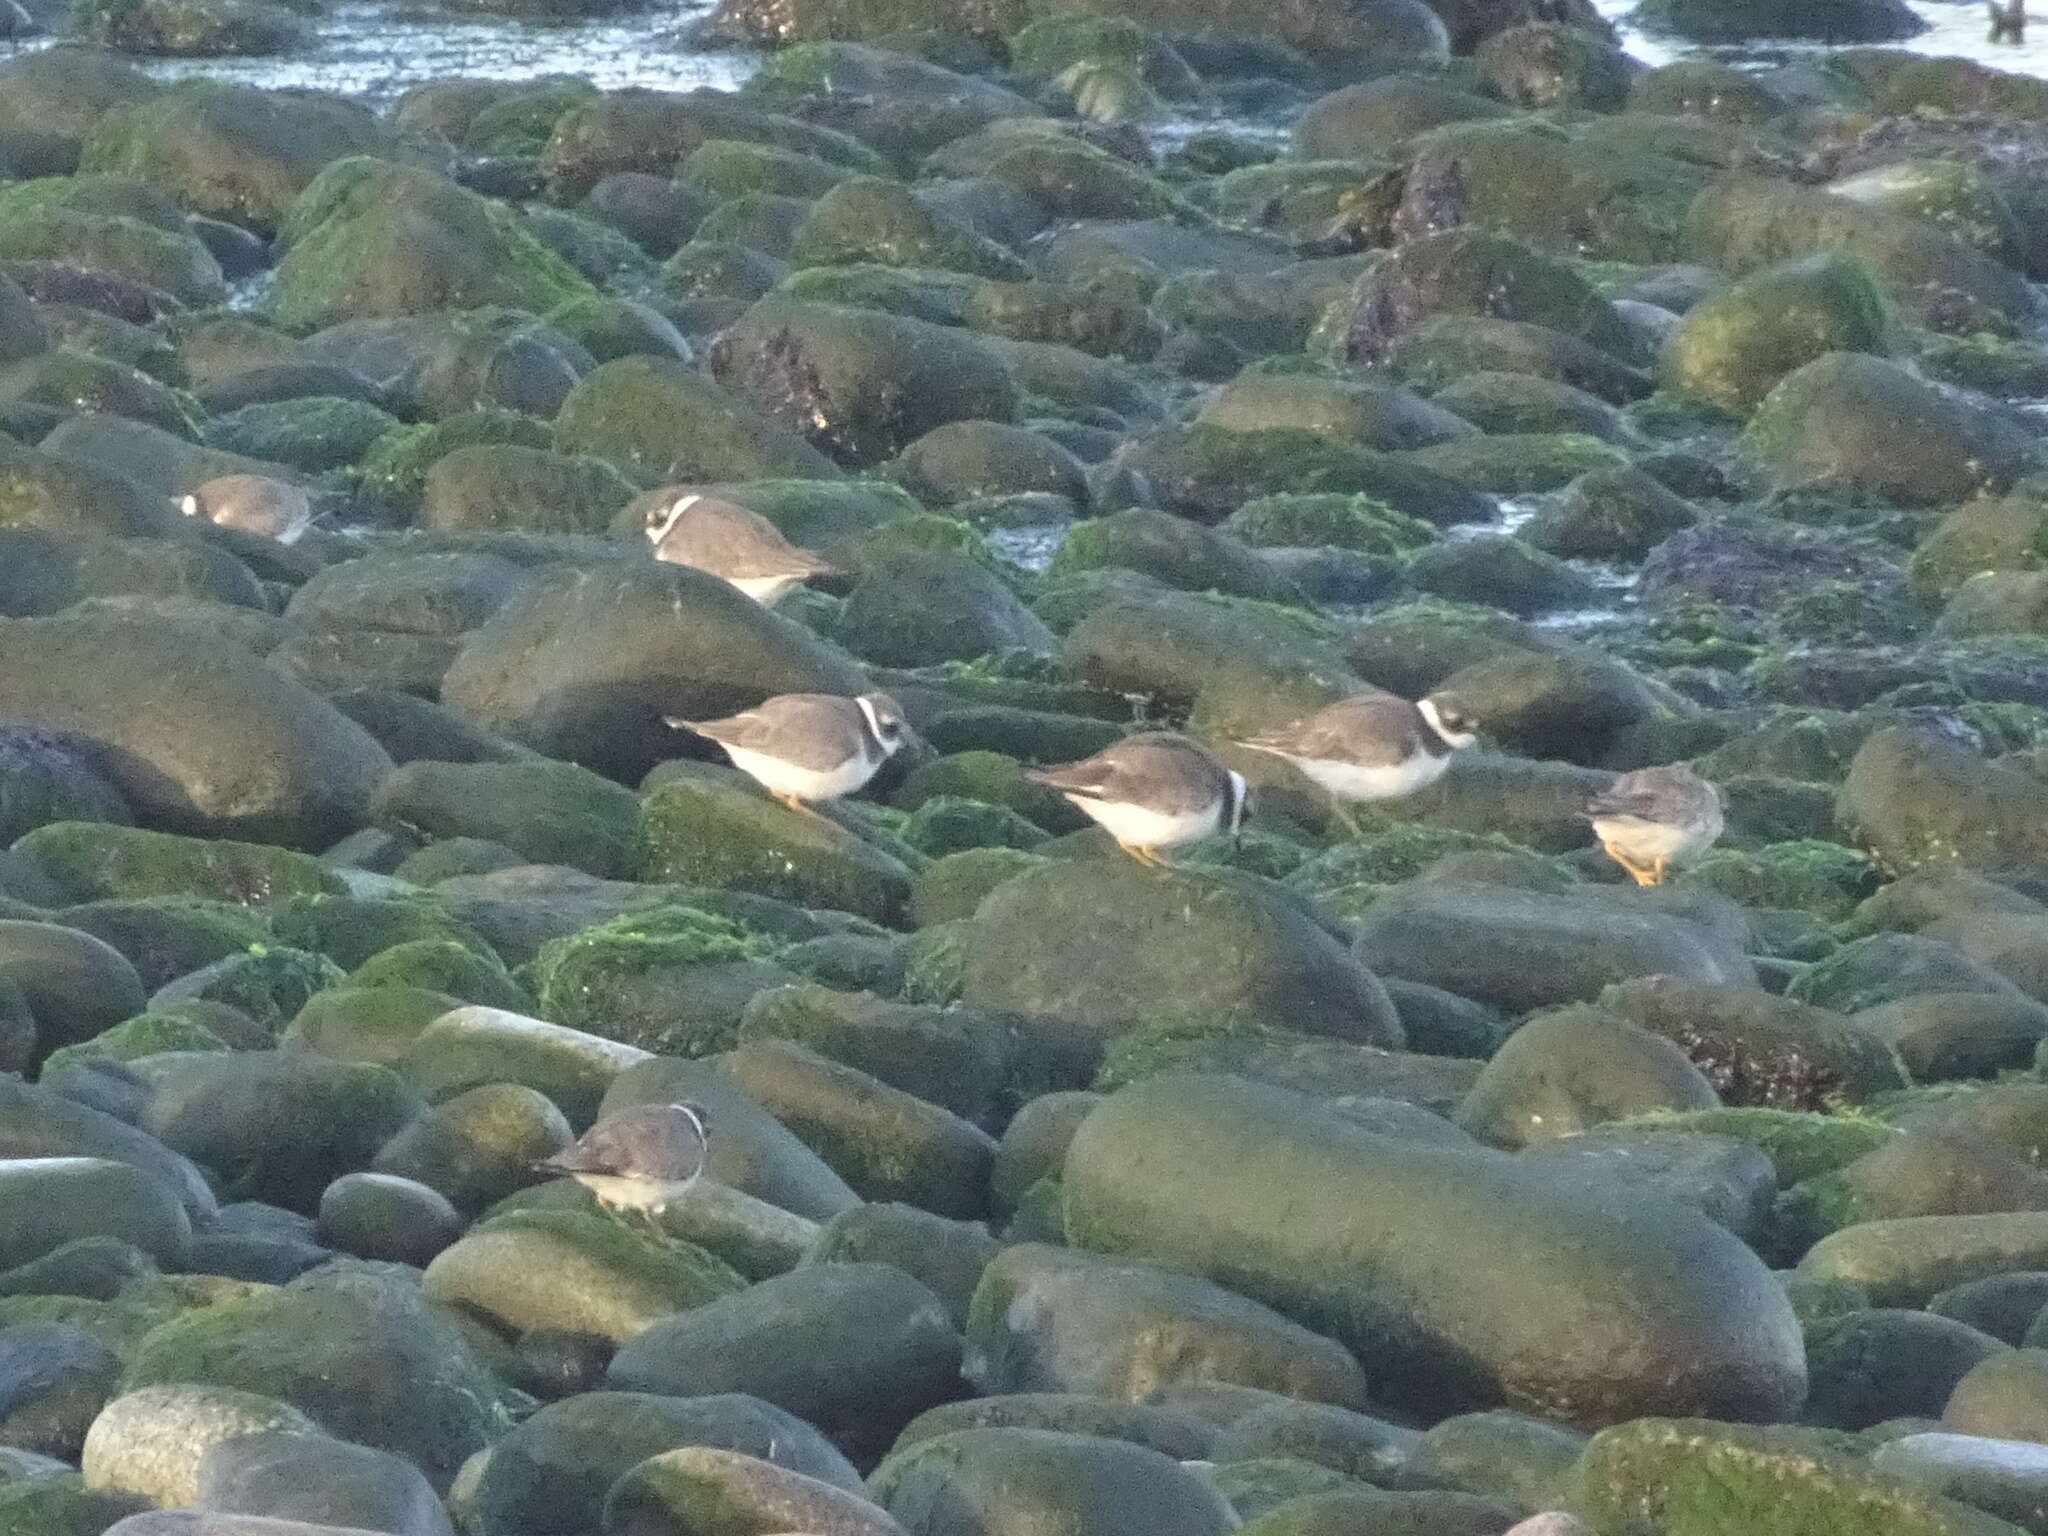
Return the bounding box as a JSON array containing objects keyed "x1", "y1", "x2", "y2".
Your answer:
[
  {"x1": 1584, "y1": 763, "x2": 1725, "y2": 887},
  {"x1": 1026, "y1": 732, "x2": 1248, "y2": 867},
  {"x1": 180, "y1": 473, "x2": 313, "y2": 545},
  {"x1": 533, "y1": 1101, "x2": 710, "y2": 1231},
  {"x1": 666, "y1": 691, "x2": 910, "y2": 813},
  {"x1": 1237, "y1": 690, "x2": 1478, "y2": 832},
  {"x1": 644, "y1": 491, "x2": 837, "y2": 605}
]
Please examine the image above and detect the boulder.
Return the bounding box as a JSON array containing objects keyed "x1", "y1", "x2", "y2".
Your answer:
[
  {"x1": 0, "y1": 1157, "x2": 189, "y2": 1273},
  {"x1": 1662, "y1": 254, "x2": 1890, "y2": 416},
  {"x1": 552, "y1": 355, "x2": 840, "y2": 485},
  {"x1": 1839, "y1": 727, "x2": 2048, "y2": 877}
]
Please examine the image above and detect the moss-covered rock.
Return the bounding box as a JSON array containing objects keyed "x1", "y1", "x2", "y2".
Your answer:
[
  {"x1": 12, "y1": 823, "x2": 342, "y2": 906},
  {"x1": 353, "y1": 410, "x2": 554, "y2": 515},
  {"x1": 416, "y1": 444, "x2": 635, "y2": 536},
  {"x1": 638, "y1": 778, "x2": 914, "y2": 926},
  {"x1": 0, "y1": 207, "x2": 224, "y2": 309},
  {"x1": 349, "y1": 940, "x2": 529, "y2": 1011},
  {"x1": 268, "y1": 159, "x2": 595, "y2": 332},
  {"x1": 523, "y1": 904, "x2": 787, "y2": 1057},
  {"x1": 118, "y1": 1275, "x2": 519, "y2": 1483},
  {"x1": 371, "y1": 760, "x2": 643, "y2": 881},
  {"x1": 789, "y1": 176, "x2": 1025, "y2": 279},
  {"x1": 40, "y1": 1011, "x2": 230, "y2": 1080},
  {"x1": 423, "y1": 1206, "x2": 745, "y2": 1344},
  {"x1": 552, "y1": 353, "x2": 839, "y2": 486}
]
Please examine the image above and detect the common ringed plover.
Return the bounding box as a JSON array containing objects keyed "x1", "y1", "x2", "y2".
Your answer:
[
  {"x1": 533, "y1": 1101, "x2": 709, "y2": 1232},
  {"x1": 1026, "y1": 732, "x2": 1248, "y2": 868},
  {"x1": 1584, "y1": 763, "x2": 1725, "y2": 887},
  {"x1": 1238, "y1": 690, "x2": 1478, "y2": 832},
  {"x1": 666, "y1": 691, "x2": 909, "y2": 813},
  {"x1": 180, "y1": 473, "x2": 313, "y2": 545},
  {"x1": 644, "y1": 491, "x2": 837, "y2": 605}
]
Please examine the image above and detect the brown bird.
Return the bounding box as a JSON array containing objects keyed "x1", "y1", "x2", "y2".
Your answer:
[
  {"x1": 666, "y1": 692, "x2": 910, "y2": 813},
  {"x1": 180, "y1": 474, "x2": 313, "y2": 544},
  {"x1": 1585, "y1": 764, "x2": 1725, "y2": 887},
  {"x1": 643, "y1": 491, "x2": 837, "y2": 605},
  {"x1": 1237, "y1": 690, "x2": 1478, "y2": 834},
  {"x1": 1026, "y1": 733, "x2": 1248, "y2": 867},
  {"x1": 532, "y1": 1101, "x2": 710, "y2": 1232}
]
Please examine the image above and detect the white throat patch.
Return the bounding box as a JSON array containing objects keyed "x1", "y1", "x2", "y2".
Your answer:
[{"x1": 1418, "y1": 696, "x2": 1477, "y2": 751}]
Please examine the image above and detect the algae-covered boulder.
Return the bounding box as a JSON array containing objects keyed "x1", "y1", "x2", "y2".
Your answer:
[
  {"x1": 1663, "y1": 254, "x2": 1891, "y2": 416},
  {"x1": 1797, "y1": 1213, "x2": 2048, "y2": 1308},
  {"x1": 0, "y1": 617, "x2": 392, "y2": 850},
  {"x1": 737, "y1": 984, "x2": 1014, "y2": 1122},
  {"x1": 1048, "y1": 510, "x2": 1303, "y2": 604},
  {"x1": 1353, "y1": 882, "x2": 1755, "y2": 1014},
  {"x1": 869, "y1": 1428, "x2": 1237, "y2": 1536},
  {"x1": 606, "y1": 1447, "x2": 903, "y2": 1536},
  {"x1": 790, "y1": 177, "x2": 1026, "y2": 280},
  {"x1": 423, "y1": 1206, "x2": 745, "y2": 1344},
  {"x1": 0, "y1": 919, "x2": 148, "y2": 1049},
  {"x1": 1475, "y1": 21, "x2": 1639, "y2": 111},
  {"x1": 372, "y1": 1081, "x2": 573, "y2": 1214},
  {"x1": 638, "y1": 778, "x2": 913, "y2": 925},
  {"x1": 962, "y1": 860, "x2": 1402, "y2": 1072},
  {"x1": 1630, "y1": 0, "x2": 1924, "y2": 43},
  {"x1": 119, "y1": 1275, "x2": 518, "y2": 1484},
  {"x1": 190, "y1": 1429, "x2": 454, "y2": 1536},
  {"x1": 472, "y1": 1391, "x2": 861, "y2": 1536},
  {"x1": 135, "y1": 1052, "x2": 423, "y2": 1211},
  {"x1": 708, "y1": 297, "x2": 1018, "y2": 469},
  {"x1": 268, "y1": 159, "x2": 594, "y2": 332},
  {"x1": 832, "y1": 551, "x2": 1055, "y2": 668},
  {"x1": 0, "y1": 1076, "x2": 217, "y2": 1223},
  {"x1": 0, "y1": 1158, "x2": 190, "y2": 1274},
  {"x1": 1569, "y1": 1418, "x2": 2022, "y2": 1536},
  {"x1": 0, "y1": 206, "x2": 225, "y2": 310},
  {"x1": 81, "y1": 81, "x2": 409, "y2": 236},
  {"x1": 417, "y1": 445, "x2": 635, "y2": 536},
  {"x1": 13, "y1": 824, "x2": 342, "y2": 906},
  {"x1": 401, "y1": 1007, "x2": 652, "y2": 1127},
  {"x1": 1839, "y1": 726, "x2": 2048, "y2": 878},
  {"x1": 607, "y1": 1263, "x2": 962, "y2": 1455},
  {"x1": 82, "y1": 1385, "x2": 317, "y2": 1508},
  {"x1": 440, "y1": 560, "x2": 864, "y2": 783},
  {"x1": 1066, "y1": 1073, "x2": 1806, "y2": 1427},
  {"x1": 371, "y1": 760, "x2": 642, "y2": 880},
  {"x1": 1746, "y1": 352, "x2": 2028, "y2": 506},
  {"x1": 552, "y1": 355, "x2": 840, "y2": 485},
  {"x1": 965, "y1": 1242, "x2": 1370, "y2": 1408}
]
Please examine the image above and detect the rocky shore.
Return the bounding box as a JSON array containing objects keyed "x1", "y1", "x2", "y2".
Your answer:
[{"x1": 1, "y1": 0, "x2": 2048, "y2": 1532}]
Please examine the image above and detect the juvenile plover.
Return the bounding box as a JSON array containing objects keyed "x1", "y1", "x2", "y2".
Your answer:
[
  {"x1": 666, "y1": 691, "x2": 910, "y2": 813},
  {"x1": 1026, "y1": 733, "x2": 1249, "y2": 867},
  {"x1": 180, "y1": 473, "x2": 313, "y2": 545},
  {"x1": 1585, "y1": 763, "x2": 1725, "y2": 887},
  {"x1": 644, "y1": 491, "x2": 837, "y2": 605},
  {"x1": 533, "y1": 1101, "x2": 709, "y2": 1232},
  {"x1": 1237, "y1": 690, "x2": 1479, "y2": 832}
]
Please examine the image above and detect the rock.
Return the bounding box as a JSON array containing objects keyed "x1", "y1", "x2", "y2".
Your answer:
[
  {"x1": 0, "y1": 1320, "x2": 122, "y2": 1460},
  {"x1": 1398, "y1": 1410, "x2": 1587, "y2": 1510},
  {"x1": 1947, "y1": 1351, "x2": 2048, "y2": 1445},
  {"x1": 604, "y1": 1447, "x2": 904, "y2": 1536},
  {"x1": 83, "y1": 1386, "x2": 317, "y2": 1507},
  {"x1": 1209, "y1": 1400, "x2": 1418, "y2": 1484},
  {"x1": 895, "y1": 1394, "x2": 1211, "y2": 1460},
  {"x1": 0, "y1": 617, "x2": 392, "y2": 850},
  {"x1": 1353, "y1": 882, "x2": 1755, "y2": 1014},
  {"x1": 962, "y1": 860, "x2": 1401, "y2": 1074},
  {"x1": 1746, "y1": 353, "x2": 2028, "y2": 506},
  {"x1": 1874, "y1": 1431, "x2": 2048, "y2": 1533},
  {"x1": 1571, "y1": 1419, "x2": 2020, "y2": 1536},
  {"x1": 314, "y1": 1173, "x2": 464, "y2": 1269},
  {"x1": 400, "y1": 1007, "x2": 651, "y2": 1128},
  {"x1": 1596, "y1": 978, "x2": 1909, "y2": 1112},
  {"x1": 0, "y1": 1077, "x2": 215, "y2": 1222},
  {"x1": 1839, "y1": 727, "x2": 2048, "y2": 878},
  {"x1": 1804, "y1": 1309, "x2": 2009, "y2": 1431},
  {"x1": 1454, "y1": 1005, "x2": 1720, "y2": 1149},
  {"x1": 1798, "y1": 1214, "x2": 2048, "y2": 1308},
  {"x1": 134, "y1": 1052, "x2": 422, "y2": 1213},
  {"x1": 791, "y1": 177, "x2": 1024, "y2": 280},
  {"x1": 551, "y1": 355, "x2": 838, "y2": 485},
  {"x1": 1663, "y1": 255, "x2": 1890, "y2": 416},
  {"x1": 0, "y1": 1158, "x2": 190, "y2": 1273},
  {"x1": 1198, "y1": 371, "x2": 1475, "y2": 454},
  {"x1": 371, "y1": 1082, "x2": 572, "y2": 1215},
  {"x1": 195, "y1": 1432, "x2": 452, "y2": 1536},
  {"x1": 417, "y1": 446, "x2": 634, "y2": 537},
  {"x1": 803, "y1": 1204, "x2": 994, "y2": 1327},
  {"x1": 738, "y1": 986, "x2": 1014, "y2": 1123},
  {"x1": 607, "y1": 1263, "x2": 962, "y2": 1457},
  {"x1": 1520, "y1": 466, "x2": 1695, "y2": 561},
  {"x1": 965, "y1": 1242, "x2": 1370, "y2": 1407},
  {"x1": 1931, "y1": 1274, "x2": 2048, "y2": 1346},
  {"x1": 1687, "y1": 174, "x2": 2033, "y2": 335},
  {"x1": 1064, "y1": 1073, "x2": 1806, "y2": 1426},
  {"x1": 1911, "y1": 494, "x2": 2048, "y2": 603},
  {"x1": 833, "y1": 553, "x2": 1054, "y2": 668},
  {"x1": 1345, "y1": 228, "x2": 1637, "y2": 369},
  {"x1": 1293, "y1": 76, "x2": 1507, "y2": 160},
  {"x1": 422, "y1": 1207, "x2": 745, "y2": 1344},
  {"x1": 80, "y1": 81, "x2": 410, "y2": 237},
  {"x1": 370, "y1": 761, "x2": 640, "y2": 881},
  {"x1": 638, "y1": 779, "x2": 913, "y2": 926},
  {"x1": 11, "y1": 825, "x2": 341, "y2": 909},
  {"x1": 441, "y1": 560, "x2": 863, "y2": 784},
  {"x1": 469, "y1": 1391, "x2": 862, "y2": 1536},
  {"x1": 708, "y1": 297, "x2": 1019, "y2": 470},
  {"x1": 120, "y1": 1271, "x2": 519, "y2": 1484},
  {"x1": 1474, "y1": 21, "x2": 1639, "y2": 111},
  {"x1": 1048, "y1": 510, "x2": 1303, "y2": 604},
  {"x1": 0, "y1": 919, "x2": 146, "y2": 1050},
  {"x1": 1630, "y1": 0, "x2": 1924, "y2": 43},
  {"x1": 870, "y1": 1428, "x2": 1235, "y2": 1536}
]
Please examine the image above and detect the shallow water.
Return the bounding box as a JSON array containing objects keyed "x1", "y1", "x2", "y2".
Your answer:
[{"x1": 1592, "y1": 0, "x2": 2048, "y2": 70}]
